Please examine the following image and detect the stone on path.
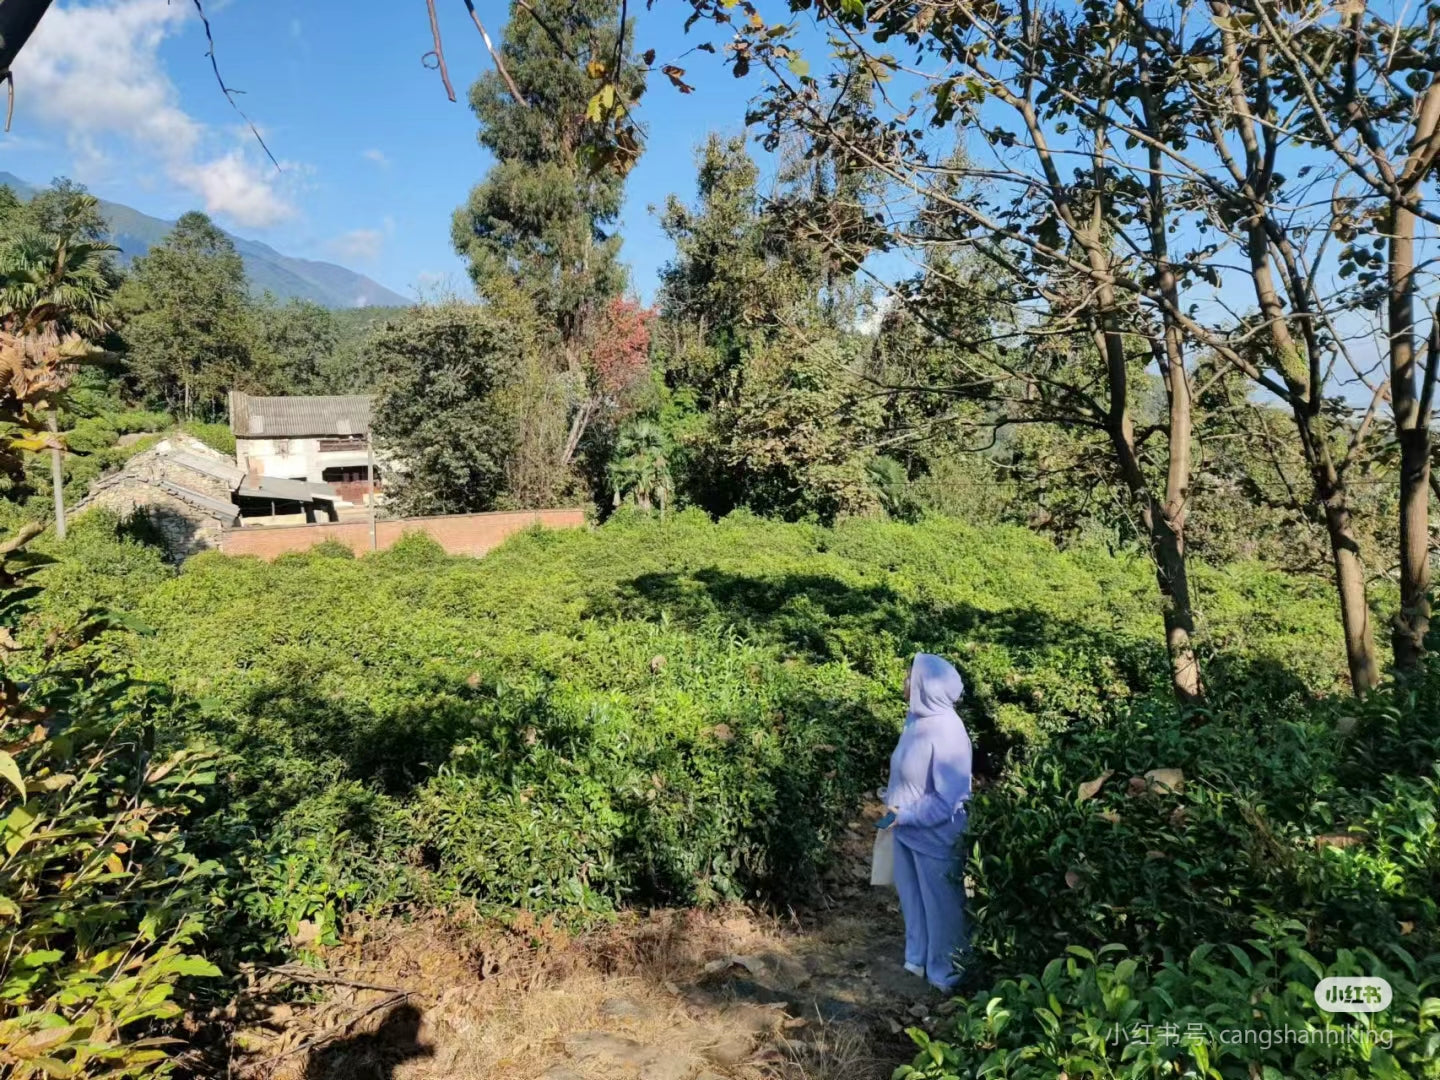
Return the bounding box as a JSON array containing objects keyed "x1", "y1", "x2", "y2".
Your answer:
[
  {"x1": 563, "y1": 1029, "x2": 702, "y2": 1080},
  {"x1": 599, "y1": 996, "x2": 650, "y2": 1021}
]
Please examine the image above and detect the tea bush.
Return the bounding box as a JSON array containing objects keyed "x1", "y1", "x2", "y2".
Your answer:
[
  {"x1": 89, "y1": 511, "x2": 1348, "y2": 954},
  {"x1": 965, "y1": 678, "x2": 1440, "y2": 979},
  {"x1": 899, "y1": 640, "x2": 1440, "y2": 1078},
  {"x1": 0, "y1": 531, "x2": 219, "y2": 1079},
  {"x1": 896, "y1": 928, "x2": 1440, "y2": 1079}
]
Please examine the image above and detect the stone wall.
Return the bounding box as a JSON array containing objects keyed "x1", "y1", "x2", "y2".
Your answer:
[
  {"x1": 80, "y1": 482, "x2": 226, "y2": 561},
  {"x1": 75, "y1": 435, "x2": 239, "y2": 562},
  {"x1": 218, "y1": 508, "x2": 587, "y2": 560}
]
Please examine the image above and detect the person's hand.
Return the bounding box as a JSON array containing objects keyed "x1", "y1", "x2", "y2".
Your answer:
[{"x1": 875, "y1": 809, "x2": 898, "y2": 830}]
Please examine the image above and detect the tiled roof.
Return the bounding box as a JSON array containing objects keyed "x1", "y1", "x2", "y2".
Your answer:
[
  {"x1": 230, "y1": 392, "x2": 371, "y2": 438},
  {"x1": 168, "y1": 450, "x2": 245, "y2": 487},
  {"x1": 238, "y1": 476, "x2": 339, "y2": 502},
  {"x1": 156, "y1": 480, "x2": 242, "y2": 524}
]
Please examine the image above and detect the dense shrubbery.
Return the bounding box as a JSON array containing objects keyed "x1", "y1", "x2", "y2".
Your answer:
[
  {"x1": 18, "y1": 509, "x2": 1423, "y2": 1078},
  {"x1": 898, "y1": 927, "x2": 1439, "y2": 1078},
  {"x1": 896, "y1": 651, "x2": 1440, "y2": 1078},
  {"x1": 0, "y1": 406, "x2": 170, "y2": 531},
  {"x1": 74, "y1": 512, "x2": 1344, "y2": 959},
  {"x1": 0, "y1": 534, "x2": 219, "y2": 1079}
]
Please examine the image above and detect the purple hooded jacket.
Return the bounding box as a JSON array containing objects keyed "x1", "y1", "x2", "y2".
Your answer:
[{"x1": 885, "y1": 653, "x2": 972, "y2": 859}]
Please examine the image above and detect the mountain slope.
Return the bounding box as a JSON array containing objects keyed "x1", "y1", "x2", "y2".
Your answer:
[{"x1": 0, "y1": 172, "x2": 409, "y2": 309}]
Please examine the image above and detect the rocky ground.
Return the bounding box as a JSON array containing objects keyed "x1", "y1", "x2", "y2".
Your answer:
[{"x1": 213, "y1": 806, "x2": 957, "y2": 1080}]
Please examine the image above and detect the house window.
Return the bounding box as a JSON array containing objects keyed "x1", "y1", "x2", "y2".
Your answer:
[
  {"x1": 322, "y1": 465, "x2": 377, "y2": 484},
  {"x1": 318, "y1": 435, "x2": 369, "y2": 453}
]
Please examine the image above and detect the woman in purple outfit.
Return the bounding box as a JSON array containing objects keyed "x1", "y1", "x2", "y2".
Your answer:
[{"x1": 878, "y1": 652, "x2": 972, "y2": 991}]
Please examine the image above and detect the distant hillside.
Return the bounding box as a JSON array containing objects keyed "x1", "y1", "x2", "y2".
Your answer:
[{"x1": 0, "y1": 172, "x2": 410, "y2": 310}]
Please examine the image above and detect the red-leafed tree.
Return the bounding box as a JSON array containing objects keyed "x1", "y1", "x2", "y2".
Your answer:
[{"x1": 563, "y1": 296, "x2": 654, "y2": 464}]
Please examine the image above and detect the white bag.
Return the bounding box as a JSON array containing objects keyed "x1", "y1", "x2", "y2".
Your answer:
[{"x1": 870, "y1": 827, "x2": 895, "y2": 887}]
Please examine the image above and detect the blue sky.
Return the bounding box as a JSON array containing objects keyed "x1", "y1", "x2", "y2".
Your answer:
[{"x1": 0, "y1": 0, "x2": 774, "y2": 303}]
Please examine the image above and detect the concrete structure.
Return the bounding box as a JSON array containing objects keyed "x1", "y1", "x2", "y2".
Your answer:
[
  {"x1": 218, "y1": 508, "x2": 587, "y2": 560},
  {"x1": 229, "y1": 392, "x2": 379, "y2": 505},
  {"x1": 76, "y1": 433, "x2": 344, "y2": 562}
]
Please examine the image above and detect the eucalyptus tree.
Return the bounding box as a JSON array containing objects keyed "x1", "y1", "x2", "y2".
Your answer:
[
  {"x1": 452, "y1": 0, "x2": 647, "y2": 470},
  {"x1": 674, "y1": 0, "x2": 1440, "y2": 697}
]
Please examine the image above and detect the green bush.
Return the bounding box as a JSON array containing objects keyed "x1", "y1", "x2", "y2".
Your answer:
[
  {"x1": 88, "y1": 512, "x2": 1346, "y2": 953},
  {"x1": 966, "y1": 679, "x2": 1440, "y2": 979},
  {"x1": 0, "y1": 531, "x2": 219, "y2": 1078},
  {"x1": 896, "y1": 927, "x2": 1440, "y2": 1079},
  {"x1": 179, "y1": 421, "x2": 236, "y2": 457},
  {"x1": 904, "y1": 634, "x2": 1440, "y2": 1079}
]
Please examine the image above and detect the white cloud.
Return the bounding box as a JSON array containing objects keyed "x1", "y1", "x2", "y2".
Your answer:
[
  {"x1": 11, "y1": 0, "x2": 296, "y2": 228},
  {"x1": 173, "y1": 152, "x2": 294, "y2": 228},
  {"x1": 329, "y1": 228, "x2": 384, "y2": 262},
  {"x1": 363, "y1": 148, "x2": 390, "y2": 168}
]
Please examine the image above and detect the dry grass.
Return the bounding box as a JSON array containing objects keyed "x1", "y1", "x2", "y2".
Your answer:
[
  {"x1": 211, "y1": 809, "x2": 925, "y2": 1080},
  {"x1": 221, "y1": 906, "x2": 889, "y2": 1080}
]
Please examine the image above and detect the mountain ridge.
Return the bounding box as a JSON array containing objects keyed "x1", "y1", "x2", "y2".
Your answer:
[{"x1": 0, "y1": 172, "x2": 410, "y2": 310}]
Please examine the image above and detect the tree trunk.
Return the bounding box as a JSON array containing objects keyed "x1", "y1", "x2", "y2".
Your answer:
[
  {"x1": 1135, "y1": 69, "x2": 1203, "y2": 703},
  {"x1": 1110, "y1": 421, "x2": 1203, "y2": 702},
  {"x1": 1324, "y1": 492, "x2": 1381, "y2": 693},
  {"x1": 1087, "y1": 265, "x2": 1203, "y2": 703},
  {"x1": 1388, "y1": 200, "x2": 1431, "y2": 671},
  {"x1": 47, "y1": 411, "x2": 65, "y2": 541},
  {"x1": 1396, "y1": 422, "x2": 1432, "y2": 671},
  {"x1": 561, "y1": 397, "x2": 594, "y2": 466}
]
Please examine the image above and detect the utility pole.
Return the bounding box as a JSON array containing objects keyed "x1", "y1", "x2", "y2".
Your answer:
[
  {"x1": 47, "y1": 410, "x2": 65, "y2": 540},
  {"x1": 367, "y1": 432, "x2": 377, "y2": 552}
]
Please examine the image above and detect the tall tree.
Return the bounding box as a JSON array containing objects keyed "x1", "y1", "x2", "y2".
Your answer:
[
  {"x1": 688, "y1": 0, "x2": 1440, "y2": 699},
  {"x1": 118, "y1": 212, "x2": 254, "y2": 419},
  {"x1": 1248, "y1": 1, "x2": 1440, "y2": 673},
  {"x1": 250, "y1": 295, "x2": 342, "y2": 395},
  {"x1": 367, "y1": 302, "x2": 533, "y2": 516},
  {"x1": 451, "y1": 0, "x2": 646, "y2": 470},
  {"x1": 656, "y1": 134, "x2": 886, "y2": 521},
  {"x1": 0, "y1": 183, "x2": 118, "y2": 538}
]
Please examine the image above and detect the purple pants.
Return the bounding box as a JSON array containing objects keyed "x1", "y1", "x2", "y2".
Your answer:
[{"x1": 893, "y1": 837, "x2": 968, "y2": 991}]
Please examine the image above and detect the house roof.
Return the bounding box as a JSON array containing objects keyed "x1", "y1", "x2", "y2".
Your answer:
[
  {"x1": 168, "y1": 450, "x2": 246, "y2": 487},
  {"x1": 238, "y1": 476, "x2": 339, "y2": 503},
  {"x1": 230, "y1": 392, "x2": 372, "y2": 438},
  {"x1": 156, "y1": 480, "x2": 242, "y2": 525}
]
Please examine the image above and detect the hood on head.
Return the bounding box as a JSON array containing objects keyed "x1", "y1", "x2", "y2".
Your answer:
[{"x1": 909, "y1": 652, "x2": 964, "y2": 718}]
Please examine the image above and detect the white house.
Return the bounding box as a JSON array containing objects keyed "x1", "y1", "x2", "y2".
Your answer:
[{"x1": 228, "y1": 392, "x2": 380, "y2": 506}]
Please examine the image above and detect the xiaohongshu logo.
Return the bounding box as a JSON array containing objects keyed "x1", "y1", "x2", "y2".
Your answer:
[{"x1": 1315, "y1": 977, "x2": 1392, "y2": 1014}]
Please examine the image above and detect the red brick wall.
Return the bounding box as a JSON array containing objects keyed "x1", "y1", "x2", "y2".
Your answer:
[{"x1": 218, "y1": 509, "x2": 587, "y2": 560}]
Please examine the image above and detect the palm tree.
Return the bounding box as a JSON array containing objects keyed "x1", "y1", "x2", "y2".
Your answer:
[
  {"x1": 608, "y1": 420, "x2": 673, "y2": 515},
  {"x1": 0, "y1": 192, "x2": 118, "y2": 538}
]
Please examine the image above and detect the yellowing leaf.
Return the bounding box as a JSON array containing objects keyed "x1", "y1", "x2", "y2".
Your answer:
[
  {"x1": 1144, "y1": 767, "x2": 1185, "y2": 794},
  {"x1": 7, "y1": 1024, "x2": 76, "y2": 1059},
  {"x1": 1077, "y1": 769, "x2": 1113, "y2": 802},
  {"x1": 104, "y1": 853, "x2": 125, "y2": 875},
  {"x1": 0, "y1": 751, "x2": 24, "y2": 799}
]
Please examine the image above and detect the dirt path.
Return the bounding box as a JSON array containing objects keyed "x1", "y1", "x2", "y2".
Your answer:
[{"x1": 218, "y1": 809, "x2": 953, "y2": 1080}]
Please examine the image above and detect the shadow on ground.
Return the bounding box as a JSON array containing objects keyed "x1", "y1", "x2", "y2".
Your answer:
[{"x1": 303, "y1": 1003, "x2": 433, "y2": 1080}]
